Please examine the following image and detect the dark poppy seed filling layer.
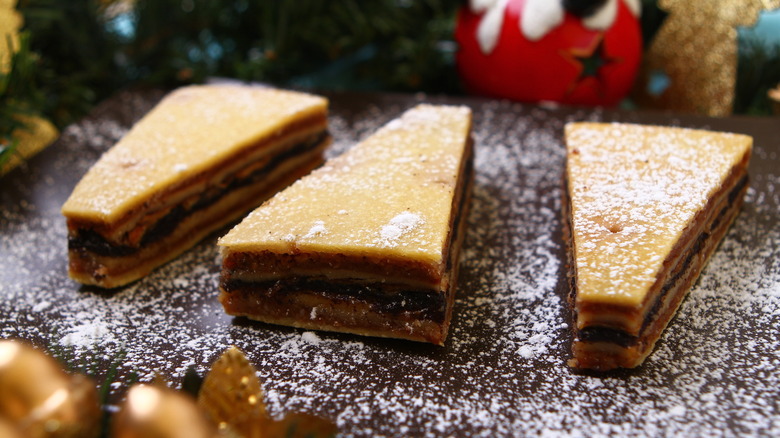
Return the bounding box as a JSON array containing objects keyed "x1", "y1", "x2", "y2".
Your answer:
[{"x1": 68, "y1": 132, "x2": 327, "y2": 258}]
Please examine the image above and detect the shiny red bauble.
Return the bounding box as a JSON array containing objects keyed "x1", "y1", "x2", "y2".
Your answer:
[{"x1": 455, "y1": 0, "x2": 642, "y2": 106}]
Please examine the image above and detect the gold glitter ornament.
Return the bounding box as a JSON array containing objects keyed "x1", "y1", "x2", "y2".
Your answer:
[
  {"x1": 197, "y1": 346, "x2": 269, "y2": 437},
  {"x1": 112, "y1": 383, "x2": 217, "y2": 438},
  {"x1": 0, "y1": 340, "x2": 101, "y2": 438},
  {"x1": 0, "y1": 0, "x2": 59, "y2": 177},
  {"x1": 636, "y1": 0, "x2": 780, "y2": 116},
  {"x1": 197, "y1": 346, "x2": 337, "y2": 438},
  {"x1": 0, "y1": 0, "x2": 22, "y2": 71}
]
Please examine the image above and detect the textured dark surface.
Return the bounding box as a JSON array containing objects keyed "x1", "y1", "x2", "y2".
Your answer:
[{"x1": 1, "y1": 88, "x2": 779, "y2": 436}]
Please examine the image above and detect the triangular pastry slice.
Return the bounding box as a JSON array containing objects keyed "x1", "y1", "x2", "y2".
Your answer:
[
  {"x1": 563, "y1": 122, "x2": 752, "y2": 370},
  {"x1": 218, "y1": 104, "x2": 473, "y2": 345},
  {"x1": 62, "y1": 85, "x2": 330, "y2": 288}
]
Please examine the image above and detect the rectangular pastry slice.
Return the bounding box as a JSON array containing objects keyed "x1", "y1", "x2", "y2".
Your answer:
[
  {"x1": 563, "y1": 122, "x2": 752, "y2": 370},
  {"x1": 218, "y1": 104, "x2": 474, "y2": 345},
  {"x1": 62, "y1": 85, "x2": 330, "y2": 288}
]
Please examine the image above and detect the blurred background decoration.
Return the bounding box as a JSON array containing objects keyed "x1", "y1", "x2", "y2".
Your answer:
[
  {"x1": 632, "y1": 0, "x2": 780, "y2": 117},
  {"x1": 454, "y1": 0, "x2": 643, "y2": 108},
  {"x1": 1, "y1": 0, "x2": 780, "y2": 173}
]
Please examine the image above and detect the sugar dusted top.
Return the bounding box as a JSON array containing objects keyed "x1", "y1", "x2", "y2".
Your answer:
[
  {"x1": 219, "y1": 104, "x2": 472, "y2": 267},
  {"x1": 566, "y1": 122, "x2": 752, "y2": 307},
  {"x1": 61, "y1": 85, "x2": 327, "y2": 224}
]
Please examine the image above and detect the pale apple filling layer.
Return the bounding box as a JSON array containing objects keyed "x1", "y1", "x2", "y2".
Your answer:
[{"x1": 67, "y1": 125, "x2": 330, "y2": 288}]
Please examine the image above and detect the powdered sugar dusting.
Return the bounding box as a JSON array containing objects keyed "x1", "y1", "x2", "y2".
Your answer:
[
  {"x1": 379, "y1": 212, "x2": 424, "y2": 247},
  {"x1": 302, "y1": 220, "x2": 327, "y2": 240},
  {"x1": 1, "y1": 90, "x2": 779, "y2": 436}
]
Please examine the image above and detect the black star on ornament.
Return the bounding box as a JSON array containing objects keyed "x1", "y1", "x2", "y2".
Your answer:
[
  {"x1": 562, "y1": 34, "x2": 622, "y2": 96},
  {"x1": 578, "y1": 46, "x2": 606, "y2": 79}
]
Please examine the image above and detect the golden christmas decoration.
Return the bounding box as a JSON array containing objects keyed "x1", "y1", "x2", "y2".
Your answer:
[
  {"x1": 0, "y1": 0, "x2": 59, "y2": 177},
  {"x1": 0, "y1": 0, "x2": 22, "y2": 70},
  {"x1": 636, "y1": 0, "x2": 780, "y2": 116},
  {"x1": 0, "y1": 417, "x2": 24, "y2": 438},
  {"x1": 197, "y1": 346, "x2": 269, "y2": 437},
  {"x1": 0, "y1": 340, "x2": 101, "y2": 438},
  {"x1": 112, "y1": 383, "x2": 217, "y2": 438},
  {"x1": 197, "y1": 346, "x2": 337, "y2": 438},
  {"x1": 0, "y1": 341, "x2": 335, "y2": 438}
]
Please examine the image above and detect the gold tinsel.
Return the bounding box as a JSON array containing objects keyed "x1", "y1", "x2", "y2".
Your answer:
[{"x1": 636, "y1": 0, "x2": 780, "y2": 116}]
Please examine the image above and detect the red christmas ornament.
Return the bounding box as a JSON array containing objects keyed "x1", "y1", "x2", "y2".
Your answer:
[{"x1": 455, "y1": 0, "x2": 642, "y2": 106}]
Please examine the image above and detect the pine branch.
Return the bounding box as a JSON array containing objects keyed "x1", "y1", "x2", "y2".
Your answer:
[{"x1": 1, "y1": 32, "x2": 44, "y2": 140}]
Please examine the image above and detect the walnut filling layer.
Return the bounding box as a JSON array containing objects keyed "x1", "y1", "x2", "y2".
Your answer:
[
  {"x1": 222, "y1": 279, "x2": 448, "y2": 323},
  {"x1": 218, "y1": 141, "x2": 474, "y2": 344},
  {"x1": 223, "y1": 251, "x2": 443, "y2": 290},
  {"x1": 68, "y1": 132, "x2": 328, "y2": 258}
]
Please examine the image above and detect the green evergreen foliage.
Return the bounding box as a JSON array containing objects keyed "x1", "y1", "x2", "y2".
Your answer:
[
  {"x1": 14, "y1": 0, "x2": 459, "y2": 133},
  {"x1": 1, "y1": 32, "x2": 44, "y2": 164}
]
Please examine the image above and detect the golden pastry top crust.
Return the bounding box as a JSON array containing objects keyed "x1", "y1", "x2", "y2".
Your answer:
[
  {"x1": 61, "y1": 85, "x2": 328, "y2": 225},
  {"x1": 219, "y1": 104, "x2": 473, "y2": 268},
  {"x1": 565, "y1": 122, "x2": 752, "y2": 307}
]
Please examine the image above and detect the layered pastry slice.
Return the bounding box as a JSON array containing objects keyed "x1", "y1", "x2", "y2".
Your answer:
[
  {"x1": 62, "y1": 85, "x2": 330, "y2": 288},
  {"x1": 563, "y1": 122, "x2": 752, "y2": 370},
  {"x1": 218, "y1": 104, "x2": 474, "y2": 345}
]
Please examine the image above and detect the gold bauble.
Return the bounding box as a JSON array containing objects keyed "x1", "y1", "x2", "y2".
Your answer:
[
  {"x1": 0, "y1": 417, "x2": 23, "y2": 438},
  {"x1": 0, "y1": 340, "x2": 101, "y2": 438},
  {"x1": 636, "y1": 0, "x2": 780, "y2": 116},
  {"x1": 112, "y1": 383, "x2": 217, "y2": 438}
]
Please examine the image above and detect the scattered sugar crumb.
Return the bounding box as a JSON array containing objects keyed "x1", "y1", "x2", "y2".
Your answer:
[
  {"x1": 380, "y1": 212, "x2": 423, "y2": 246},
  {"x1": 303, "y1": 220, "x2": 327, "y2": 239},
  {"x1": 301, "y1": 332, "x2": 322, "y2": 345}
]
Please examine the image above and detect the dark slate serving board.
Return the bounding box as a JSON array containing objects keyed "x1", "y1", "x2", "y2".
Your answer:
[{"x1": 1, "y1": 88, "x2": 779, "y2": 436}]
